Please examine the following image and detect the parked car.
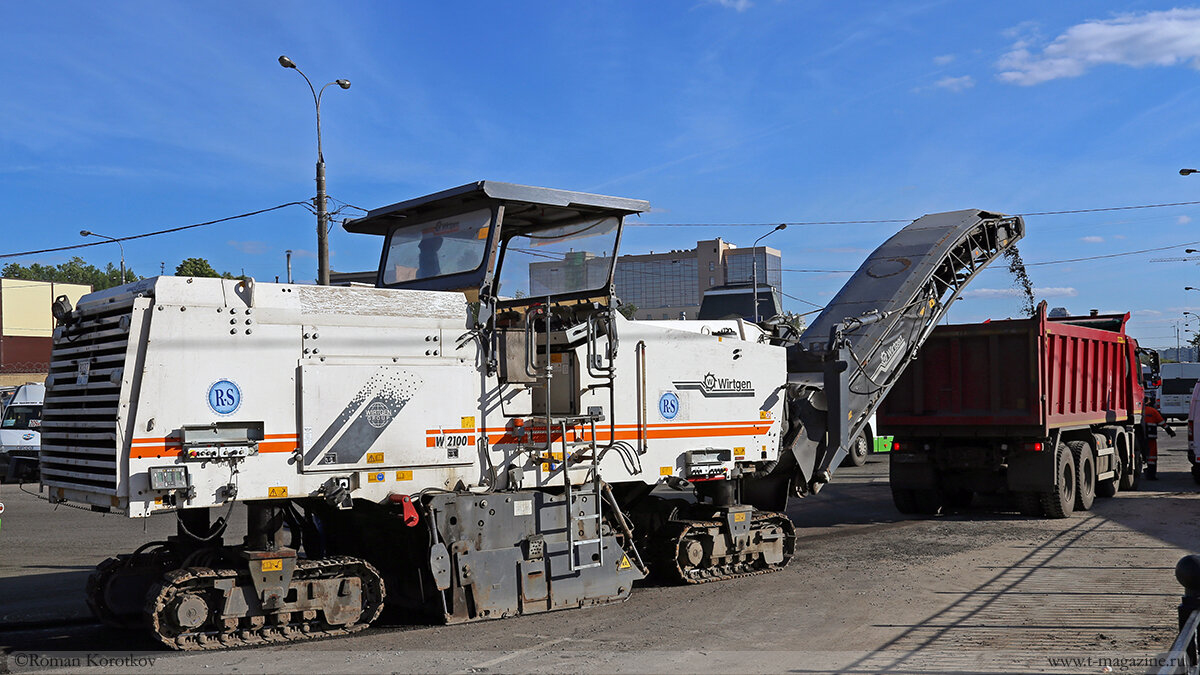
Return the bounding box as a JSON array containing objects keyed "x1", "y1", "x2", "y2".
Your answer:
[{"x1": 0, "y1": 382, "x2": 44, "y2": 482}]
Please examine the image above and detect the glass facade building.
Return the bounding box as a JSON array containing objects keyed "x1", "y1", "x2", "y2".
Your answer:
[
  {"x1": 527, "y1": 238, "x2": 783, "y2": 320},
  {"x1": 724, "y1": 249, "x2": 782, "y2": 289},
  {"x1": 613, "y1": 257, "x2": 698, "y2": 315}
]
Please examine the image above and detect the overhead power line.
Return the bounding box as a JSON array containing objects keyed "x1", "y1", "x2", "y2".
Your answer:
[
  {"x1": 0, "y1": 202, "x2": 312, "y2": 261},
  {"x1": 627, "y1": 198, "x2": 1200, "y2": 228},
  {"x1": 1024, "y1": 239, "x2": 1200, "y2": 267}
]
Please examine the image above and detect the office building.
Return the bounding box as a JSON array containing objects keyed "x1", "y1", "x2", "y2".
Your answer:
[{"x1": 526, "y1": 238, "x2": 782, "y2": 320}]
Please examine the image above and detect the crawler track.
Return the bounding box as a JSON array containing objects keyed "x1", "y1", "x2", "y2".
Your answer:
[
  {"x1": 145, "y1": 556, "x2": 385, "y2": 651},
  {"x1": 652, "y1": 511, "x2": 796, "y2": 585}
]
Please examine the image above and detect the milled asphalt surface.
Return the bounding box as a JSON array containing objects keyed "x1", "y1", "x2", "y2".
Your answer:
[{"x1": 1, "y1": 436, "x2": 1197, "y2": 674}]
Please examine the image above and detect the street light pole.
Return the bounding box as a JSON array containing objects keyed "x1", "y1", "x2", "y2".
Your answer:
[
  {"x1": 279, "y1": 55, "x2": 350, "y2": 286},
  {"x1": 751, "y1": 223, "x2": 787, "y2": 323},
  {"x1": 286, "y1": 250, "x2": 294, "y2": 284},
  {"x1": 80, "y1": 230, "x2": 125, "y2": 284}
]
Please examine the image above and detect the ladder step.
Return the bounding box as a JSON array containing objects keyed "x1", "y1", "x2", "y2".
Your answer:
[
  {"x1": 573, "y1": 538, "x2": 602, "y2": 546},
  {"x1": 572, "y1": 514, "x2": 601, "y2": 520},
  {"x1": 572, "y1": 562, "x2": 603, "y2": 570}
]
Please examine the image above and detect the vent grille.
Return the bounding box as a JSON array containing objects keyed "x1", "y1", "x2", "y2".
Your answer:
[{"x1": 40, "y1": 297, "x2": 137, "y2": 495}]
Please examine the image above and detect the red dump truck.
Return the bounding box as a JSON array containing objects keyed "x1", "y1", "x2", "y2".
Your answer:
[{"x1": 878, "y1": 302, "x2": 1145, "y2": 518}]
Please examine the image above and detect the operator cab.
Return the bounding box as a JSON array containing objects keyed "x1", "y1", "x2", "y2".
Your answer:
[
  {"x1": 344, "y1": 181, "x2": 650, "y2": 405},
  {"x1": 344, "y1": 181, "x2": 647, "y2": 305}
]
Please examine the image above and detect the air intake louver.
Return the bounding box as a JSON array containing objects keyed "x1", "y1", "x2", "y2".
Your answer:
[{"x1": 40, "y1": 297, "x2": 136, "y2": 495}]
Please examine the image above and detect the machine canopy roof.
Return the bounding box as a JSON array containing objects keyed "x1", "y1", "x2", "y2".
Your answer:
[{"x1": 343, "y1": 181, "x2": 650, "y2": 236}]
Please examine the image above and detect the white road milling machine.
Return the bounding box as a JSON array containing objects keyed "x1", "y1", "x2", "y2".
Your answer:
[{"x1": 40, "y1": 182, "x2": 1023, "y2": 649}]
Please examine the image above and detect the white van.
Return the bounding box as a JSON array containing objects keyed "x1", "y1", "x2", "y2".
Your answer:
[
  {"x1": 0, "y1": 382, "x2": 44, "y2": 482},
  {"x1": 1190, "y1": 382, "x2": 1200, "y2": 485},
  {"x1": 1160, "y1": 362, "x2": 1200, "y2": 421}
]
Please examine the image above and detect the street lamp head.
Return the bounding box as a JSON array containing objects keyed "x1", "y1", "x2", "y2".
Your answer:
[
  {"x1": 1188, "y1": 249, "x2": 1199, "y2": 254},
  {"x1": 79, "y1": 230, "x2": 92, "y2": 237},
  {"x1": 278, "y1": 55, "x2": 297, "y2": 69},
  {"x1": 1189, "y1": 287, "x2": 1198, "y2": 291},
  {"x1": 775, "y1": 223, "x2": 787, "y2": 232},
  {"x1": 336, "y1": 79, "x2": 351, "y2": 90},
  {"x1": 1182, "y1": 168, "x2": 1200, "y2": 176}
]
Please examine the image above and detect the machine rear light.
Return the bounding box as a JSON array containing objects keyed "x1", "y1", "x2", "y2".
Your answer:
[
  {"x1": 1023, "y1": 442, "x2": 1043, "y2": 452},
  {"x1": 891, "y1": 442, "x2": 901, "y2": 452}
]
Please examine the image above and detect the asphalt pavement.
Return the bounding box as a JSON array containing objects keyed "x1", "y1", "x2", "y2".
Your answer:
[{"x1": 1, "y1": 437, "x2": 1197, "y2": 674}]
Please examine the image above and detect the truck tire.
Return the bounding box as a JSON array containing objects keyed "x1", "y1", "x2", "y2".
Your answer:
[
  {"x1": 1096, "y1": 452, "x2": 1120, "y2": 499},
  {"x1": 1040, "y1": 443, "x2": 1076, "y2": 519},
  {"x1": 1070, "y1": 440, "x2": 1096, "y2": 511},
  {"x1": 1192, "y1": 464, "x2": 1200, "y2": 486},
  {"x1": 1014, "y1": 492, "x2": 1043, "y2": 517},
  {"x1": 1118, "y1": 431, "x2": 1140, "y2": 492},
  {"x1": 841, "y1": 432, "x2": 870, "y2": 468},
  {"x1": 892, "y1": 486, "x2": 919, "y2": 514}
]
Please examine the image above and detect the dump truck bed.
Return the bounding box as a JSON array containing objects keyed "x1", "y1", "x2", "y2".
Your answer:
[{"x1": 878, "y1": 305, "x2": 1143, "y2": 437}]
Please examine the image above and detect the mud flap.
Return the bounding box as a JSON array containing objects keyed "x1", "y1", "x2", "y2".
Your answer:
[
  {"x1": 1007, "y1": 448, "x2": 1056, "y2": 493},
  {"x1": 889, "y1": 453, "x2": 938, "y2": 490}
]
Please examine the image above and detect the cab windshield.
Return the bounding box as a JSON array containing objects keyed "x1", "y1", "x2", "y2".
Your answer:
[
  {"x1": 2, "y1": 404, "x2": 41, "y2": 430},
  {"x1": 381, "y1": 208, "x2": 493, "y2": 285},
  {"x1": 497, "y1": 216, "x2": 619, "y2": 301}
]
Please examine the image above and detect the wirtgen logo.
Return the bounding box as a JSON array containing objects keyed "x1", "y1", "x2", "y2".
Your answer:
[{"x1": 674, "y1": 373, "x2": 754, "y2": 398}]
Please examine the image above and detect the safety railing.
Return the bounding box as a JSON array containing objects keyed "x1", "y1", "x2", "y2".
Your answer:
[{"x1": 1159, "y1": 555, "x2": 1200, "y2": 675}]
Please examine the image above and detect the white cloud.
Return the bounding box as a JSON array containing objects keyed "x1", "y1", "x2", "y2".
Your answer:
[
  {"x1": 934, "y1": 75, "x2": 975, "y2": 92},
  {"x1": 965, "y1": 286, "x2": 1078, "y2": 299},
  {"x1": 933, "y1": 54, "x2": 956, "y2": 66},
  {"x1": 1179, "y1": 215, "x2": 1193, "y2": 225},
  {"x1": 997, "y1": 9, "x2": 1200, "y2": 85},
  {"x1": 228, "y1": 240, "x2": 268, "y2": 255},
  {"x1": 1080, "y1": 235, "x2": 1104, "y2": 243},
  {"x1": 708, "y1": 0, "x2": 752, "y2": 11},
  {"x1": 1134, "y1": 309, "x2": 1163, "y2": 316}
]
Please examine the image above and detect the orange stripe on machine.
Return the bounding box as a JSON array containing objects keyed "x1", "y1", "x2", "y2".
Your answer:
[{"x1": 129, "y1": 434, "x2": 298, "y2": 459}]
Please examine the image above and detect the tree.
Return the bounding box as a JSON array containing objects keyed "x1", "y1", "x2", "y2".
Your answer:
[
  {"x1": 2, "y1": 257, "x2": 140, "y2": 291},
  {"x1": 780, "y1": 311, "x2": 807, "y2": 334},
  {"x1": 175, "y1": 258, "x2": 238, "y2": 279},
  {"x1": 617, "y1": 303, "x2": 639, "y2": 320}
]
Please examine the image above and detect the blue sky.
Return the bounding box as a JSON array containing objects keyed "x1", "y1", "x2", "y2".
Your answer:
[{"x1": 5, "y1": 1, "x2": 1200, "y2": 348}]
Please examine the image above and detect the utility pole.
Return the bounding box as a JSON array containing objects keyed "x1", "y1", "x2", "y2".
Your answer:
[
  {"x1": 80, "y1": 230, "x2": 125, "y2": 284},
  {"x1": 286, "y1": 250, "x2": 293, "y2": 284},
  {"x1": 751, "y1": 224, "x2": 787, "y2": 323},
  {"x1": 279, "y1": 56, "x2": 351, "y2": 286}
]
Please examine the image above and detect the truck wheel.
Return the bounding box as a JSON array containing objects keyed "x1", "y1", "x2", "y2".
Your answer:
[
  {"x1": 1123, "y1": 453, "x2": 1142, "y2": 492},
  {"x1": 1096, "y1": 453, "x2": 1120, "y2": 499},
  {"x1": 1014, "y1": 492, "x2": 1043, "y2": 517},
  {"x1": 1040, "y1": 443, "x2": 1076, "y2": 519},
  {"x1": 841, "y1": 433, "x2": 870, "y2": 468},
  {"x1": 1118, "y1": 433, "x2": 1140, "y2": 492},
  {"x1": 892, "y1": 486, "x2": 919, "y2": 514},
  {"x1": 1192, "y1": 465, "x2": 1200, "y2": 486},
  {"x1": 1070, "y1": 441, "x2": 1096, "y2": 511}
]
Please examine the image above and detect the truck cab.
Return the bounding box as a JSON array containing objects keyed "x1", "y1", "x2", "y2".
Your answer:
[{"x1": 1, "y1": 382, "x2": 44, "y2": 482}]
